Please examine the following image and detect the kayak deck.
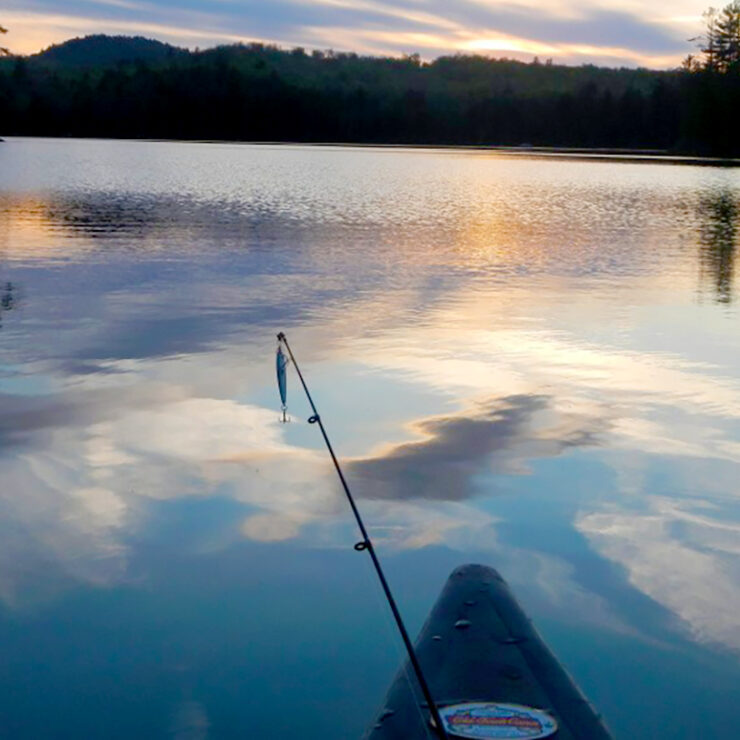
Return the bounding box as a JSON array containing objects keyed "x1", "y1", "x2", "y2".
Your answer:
[{"x1": 364, "y1": 564, "x2": 612, "y2": 739}]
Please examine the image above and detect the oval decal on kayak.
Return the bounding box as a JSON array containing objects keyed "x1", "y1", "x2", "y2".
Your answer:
[{"x1": 438, "y1": 702, "x2": 557, "y2": 739}]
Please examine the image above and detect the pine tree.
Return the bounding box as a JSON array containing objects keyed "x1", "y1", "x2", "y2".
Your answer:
[
  {"x1": 701, "y1": 8, "x2": 722, "y2": 70},
  {"x1": 695, "y1": 2, "x2": 740, "y2": 71},
  {"x1": 716, "y1": 0, "x2": 740, "y2": 71}
]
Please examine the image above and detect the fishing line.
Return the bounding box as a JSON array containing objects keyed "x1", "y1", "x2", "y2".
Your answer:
[{"x1": 276, "y1": 332, "x2": 449, "y2": 740}]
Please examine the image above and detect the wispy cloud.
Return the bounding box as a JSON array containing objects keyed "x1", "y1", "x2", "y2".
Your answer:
[
  {"x1": 2, "y1": 0, "x2": 707, "y2": 67},
  {"x1": 578, "y1": 497, "x2": 740, "y2": 651}
]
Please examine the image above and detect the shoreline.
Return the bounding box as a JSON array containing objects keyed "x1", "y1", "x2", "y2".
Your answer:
[{"x1": 3, "y1": 135, "x2": 740, "y2": 166}]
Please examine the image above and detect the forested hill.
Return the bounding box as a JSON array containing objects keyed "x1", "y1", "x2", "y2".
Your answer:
[
  {"x1": 29, "y1": 35, "x2": 184, "y2": 67},
  {"x1": 1, "y1": 34, "x2": 739, "y2": 156}
]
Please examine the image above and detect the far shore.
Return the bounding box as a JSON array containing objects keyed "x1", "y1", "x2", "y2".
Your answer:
[{"x1": 3, "y1": 135, "x2": 740, "y2": 166}]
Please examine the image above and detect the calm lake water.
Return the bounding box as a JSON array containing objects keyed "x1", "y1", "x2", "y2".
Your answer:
[{"x1": 1, "y1": 138, "x2": 739, "y2": 738}]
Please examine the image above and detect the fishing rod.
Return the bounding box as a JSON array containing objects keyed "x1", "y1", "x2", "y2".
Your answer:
[{"x1": 276, "y1": 332, "x2": 449, "y2": 740}]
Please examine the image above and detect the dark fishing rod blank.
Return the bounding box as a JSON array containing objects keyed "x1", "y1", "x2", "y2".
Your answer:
[{"x1": 276, "y1": 332, "x2": 449, "y2": 740}]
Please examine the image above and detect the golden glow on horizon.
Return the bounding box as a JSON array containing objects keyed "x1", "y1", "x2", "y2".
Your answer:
[{"x1": 1, "y1": 1, "x2": 709, "y2": 68}]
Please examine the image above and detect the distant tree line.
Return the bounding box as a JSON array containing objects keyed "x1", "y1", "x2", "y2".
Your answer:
[{"x1": 0, "y1": 5, "x2": 739, "y2": 157}]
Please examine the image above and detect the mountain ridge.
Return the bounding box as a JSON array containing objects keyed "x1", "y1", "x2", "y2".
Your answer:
[{"x1": 31, "y1": 34, "x2": 184, "y2": 67}]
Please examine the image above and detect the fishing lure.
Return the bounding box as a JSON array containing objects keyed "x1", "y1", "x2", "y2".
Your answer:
[{"x1": 276, "y1": 343, "x2": 289, "y2": 422}]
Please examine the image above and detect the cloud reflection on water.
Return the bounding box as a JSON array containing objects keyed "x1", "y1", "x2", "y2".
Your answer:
[
  {"x1": 348, "y1": 394, "x2": 602, "y2": 500},
  {"x1": 1, "y1": 143, "x2": 740, "y2": 672},
  {"x1": 0, "y1": 392, "x2": 328, "y2": 604},
  {"x1": 578, "y1": 497, "x2": 740, "y2": 651},
  {"x1": 4, "y1": 299, "x2": 739, "y2": 654},
  {"x1": 340, "y1": 294, "x2": 740, "y2": 650}
]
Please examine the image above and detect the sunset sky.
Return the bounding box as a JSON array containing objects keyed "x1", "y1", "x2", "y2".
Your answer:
[{"x1": 3, "y1": 0, "x2": 709, "y2": 68}]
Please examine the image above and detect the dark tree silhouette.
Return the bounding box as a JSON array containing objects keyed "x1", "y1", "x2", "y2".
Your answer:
[
  {"x1": 0, "y1": 17, "x2": 738, "y2": 155},
  {"x1": 679, "y1": 2, "x2": 740, "y2": 155},
  {"x1": 689, "y1": 1, "x2": 740, "y2": 71},
  {"x1": 716, "y1": 0, "x2": 740, "y2": 71},
  {"x1": 0, "y1": 37, "x2": 687, "y2": 148}
]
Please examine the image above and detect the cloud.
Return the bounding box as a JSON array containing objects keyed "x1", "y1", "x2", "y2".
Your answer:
[
  {"x1": 2, "y1": 0, "x2": 705, "y2": 66},
  {"x1": 0, "y1": 445, "x2": 130, "y2": 605},
  {"x1": 0, "y1": 392, "x2": 324, "y2": 603},
  {"x1": 578, "y1": 497, "x2": 740, "y2": 651},
  {"x1": 0, "y1": 383, "x2": 188, "y2": 448},
  {"x1": 347, "y1": 394, "x2": 603, "y2": 500},
  {"x1": 0, "y1": 376, "x2": 504, "y2": 603}
]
